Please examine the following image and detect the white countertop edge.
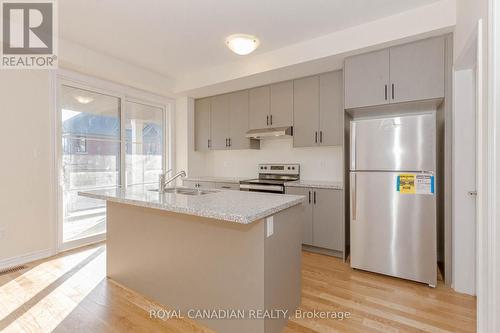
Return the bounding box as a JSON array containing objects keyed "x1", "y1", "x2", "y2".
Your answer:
[{"x1": 78, "y1": 191, "x2": 304, "y2": 224}]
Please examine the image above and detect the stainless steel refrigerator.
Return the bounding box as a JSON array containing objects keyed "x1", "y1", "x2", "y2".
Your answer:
[{"x1": 350, "y1": 112, "x2": 437, "y2": 287}]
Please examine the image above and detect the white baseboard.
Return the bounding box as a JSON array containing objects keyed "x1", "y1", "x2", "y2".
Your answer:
[{"x1": 0, "y1": 248, "x2": 55, "y2": 271}]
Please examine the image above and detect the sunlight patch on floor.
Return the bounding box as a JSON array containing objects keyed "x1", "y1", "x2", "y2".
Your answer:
[
  {"x1": 2, "y1": 247, "x2": 106, "y2": 333},
  {"x1": 0, "y1": 246, "x2": 104, "y2": 329}
]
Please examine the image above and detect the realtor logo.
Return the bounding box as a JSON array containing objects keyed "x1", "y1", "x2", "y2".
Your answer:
[{"x1": 1, "y1": 0, "x2": 57, "y2": 69}]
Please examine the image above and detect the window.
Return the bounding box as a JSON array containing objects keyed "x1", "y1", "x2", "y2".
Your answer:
[{"x1": 58, "y1": 80, "x2": 171, "y2": 247}]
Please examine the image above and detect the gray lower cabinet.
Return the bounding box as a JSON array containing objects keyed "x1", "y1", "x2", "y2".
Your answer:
[
  {"x1": 183, "y1": 180, "x2": 216, "y2": 189},
  {"x1": 312, "y1": 188, "x2": 343, "y2": 251},
  {"x1": 210, "y1": 94, "x2": 230, "y2": 150},
  {"x1": 194, "y1": 98, "x2": 211, "y2": 151},
  {"x1": 183, "y1": 180, "x2": 239, "y2": 190},
  {"x1": 286, "y1": 187, "x2": 314, "y2": 245},
  {"x1": 214, "y1": 182, "x2": 240, "y2": 190},
  {"x1": 286, "y1": 186, "x2": 343, "y2": 253}
]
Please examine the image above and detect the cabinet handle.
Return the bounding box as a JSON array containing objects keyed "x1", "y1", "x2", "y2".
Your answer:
[
  {"x1": 266, "y1": 115, "x2": 269, "y2": 126},
  {"x1": 313, "y1": 191, "x2": 317, "y2": 204},
  {"x1": 208, "y1": 139, "x2": 211, "y2": 148},
  {"x1": 228, "y1": 138, "x2": 231, "y2": 147},
  {"x1": 320, "y1": 131, "x2": 323, "y2": 143},
  {"x1": 315, "y1": 131, "x2": 318, "y2": 143},
  {"x1": 392, "y1": 84, "x2": 395, "y2": 100},
  {"x1": 308, "y1": 191, "x2": 311, "y2": 204},
  {"x1": 270, "y1": 115, "x2": 273, "y2": 125},
  {"x1": 385, "y1": 84, "x2": 388, "y2": 100}
]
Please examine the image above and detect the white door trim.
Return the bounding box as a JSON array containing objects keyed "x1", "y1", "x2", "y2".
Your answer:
[{"x1": 487, "y1": 0, "x2": 499, "y2": 331}]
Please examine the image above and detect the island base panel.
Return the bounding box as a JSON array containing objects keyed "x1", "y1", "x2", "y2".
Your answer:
[{"x1": 106, "y1": 201, "x2": 301, "y2": 333}]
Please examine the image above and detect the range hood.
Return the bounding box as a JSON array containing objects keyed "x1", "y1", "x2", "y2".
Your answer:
[{"x1": 245, "y1": 126, "x2": 293, "y2": 140}]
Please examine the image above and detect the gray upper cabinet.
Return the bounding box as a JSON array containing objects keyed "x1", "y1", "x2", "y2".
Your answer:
[
  {"x1": 210, "y1": 94, "x2": 230, "y2": 150},
  {"x1": 389, "y1": 37, "x2": 445, "y2": 103},
  {"x1": 229, "y1": 90, "x2": 258, "y2": 150},
  {"x1": 319, "y1": 71, "x2": 343, "y2": 146},
  {"x1": 293, "y1": 76, "x2": 320, "y2": 148},
  {"x1": 269, "y1": 81, "x2": 293, "y2": 127},
  {"x1": 249, "y1": 86, "x2": 270, "y2": 130},
  {"x1": 344, "y1": 37, "x2": 445, "y2": 109},
  {"x1": 294, "y1": 72, "x2": 343, "y2": 148},
  {"x1": 313, "y1": 188, "x2": 343, "y2": 252},
  {"x1": 194, "y1": 98, "x2": 211, "y2": 151},
  {"x1": 344, "y1": 49, "x2": 390, "y2": 109},
  {"x1": 286, "y1": 186, "x2": 313, "y2": 245}
]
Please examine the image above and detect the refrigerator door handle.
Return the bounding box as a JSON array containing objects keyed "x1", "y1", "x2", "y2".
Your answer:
[{"x1": 351, "y1": 173, "x2": 357, "y2": 221}]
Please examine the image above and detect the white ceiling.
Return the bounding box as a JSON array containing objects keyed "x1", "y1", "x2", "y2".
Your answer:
[{"x1": 60, "y1": 0, "x2": 441, "y2": 80}]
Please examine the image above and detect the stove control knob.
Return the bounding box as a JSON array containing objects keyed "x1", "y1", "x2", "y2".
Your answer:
[
  {"x1": 292, "y1": 167, "x2": 295, "y2": 170},
  {"x1": 287, "y1": 167, "x2": 291, "y2": 170}
]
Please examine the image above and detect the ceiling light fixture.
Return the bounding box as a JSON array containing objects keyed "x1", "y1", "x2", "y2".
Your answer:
[
  {"x1": 75, "y1": 95, "x2": 94, "y2": 104},
  {"x1": 225, "y1": 34, "x2": 260, "y2": 55}
]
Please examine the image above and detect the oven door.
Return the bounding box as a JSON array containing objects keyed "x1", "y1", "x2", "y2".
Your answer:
[{"x1": 239, "y1": 183, "x2": 284, "y2": 194}]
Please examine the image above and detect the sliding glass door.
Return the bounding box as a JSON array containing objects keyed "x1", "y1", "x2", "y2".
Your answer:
[
  {"x1": 124, "y1": 102, "x2": 164, "y2": 186},
  {"x1": 58, "y1": 83, "x2": 167, "y2": 248}
]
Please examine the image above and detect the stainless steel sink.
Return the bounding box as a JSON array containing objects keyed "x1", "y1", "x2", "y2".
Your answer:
[{"x1": 148, "y1": 187, "x2": 217, "y2": 196}]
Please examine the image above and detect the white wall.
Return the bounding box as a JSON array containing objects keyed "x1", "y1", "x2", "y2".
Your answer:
[
  {"x1": 199, "y1": 140, "x2": 343, "y2": 181},
  {"x1": 0, "y1": 71, "x2": 55, "y2": 263},
  {"x1": 175, "y1": 97, "x2": 343, "y2": 181}
]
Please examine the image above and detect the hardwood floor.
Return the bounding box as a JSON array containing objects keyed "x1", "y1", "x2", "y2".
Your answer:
[{"x1": 0, "y1": 243, "x2": 476, "y2": 333}]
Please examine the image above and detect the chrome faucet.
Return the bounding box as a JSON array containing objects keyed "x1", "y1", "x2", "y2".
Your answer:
[{"x1": 159, "y1": 170, "x2": 186, "y2": 193}]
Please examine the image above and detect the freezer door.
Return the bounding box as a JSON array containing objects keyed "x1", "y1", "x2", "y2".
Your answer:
[
  {"x1": 350, "y1": 113, "x2": 435, "y2": 171},
  {"x1": 350, "y1": 171, "x2": 437, "y2": 285}
]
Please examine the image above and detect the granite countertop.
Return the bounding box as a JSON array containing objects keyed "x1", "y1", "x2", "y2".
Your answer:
[
  {"x1": 285, "y1": 180, "x2": 343, "y2": 190},
  {"x1": 183, "y1": 176, "x2": 248, "y2": 184},
  {"x1": 79, "y1": 185, "x2": 304, "y2": 224}
]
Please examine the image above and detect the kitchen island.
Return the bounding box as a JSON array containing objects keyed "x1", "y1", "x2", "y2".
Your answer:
[{"x1": 79, "y1": 186, "x2": 305, "y2": 333}]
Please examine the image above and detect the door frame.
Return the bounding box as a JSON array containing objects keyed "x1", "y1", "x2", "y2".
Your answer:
[{"x1": 54, "y1": 69, "x2": 174, "y2": 253}]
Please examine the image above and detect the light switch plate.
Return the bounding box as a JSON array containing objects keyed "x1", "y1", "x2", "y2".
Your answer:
[{"x1": 266, "y1": 217, "x2": 274, "y2": 237}]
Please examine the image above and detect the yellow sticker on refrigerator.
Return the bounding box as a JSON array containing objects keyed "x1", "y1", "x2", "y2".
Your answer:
[
  {"x1": 397, "y1": 174, "x2": 415, "y2": 194},
  {"x1": 397, "y1": 174, "x2": 435, "y2": 195}
]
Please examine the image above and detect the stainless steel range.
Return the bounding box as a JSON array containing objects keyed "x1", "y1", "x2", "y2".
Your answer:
[{"x1": 240, "y1": 164, "x2": 300, "y2": 194}]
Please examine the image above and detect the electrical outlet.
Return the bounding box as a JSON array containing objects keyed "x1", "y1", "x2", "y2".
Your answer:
[{"x1": 266, "y1": 217, "x2": 274, "y2": 237}]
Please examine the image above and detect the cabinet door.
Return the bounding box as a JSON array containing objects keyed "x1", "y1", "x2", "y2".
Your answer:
[
  {"x1": 194, "y1": 98, "x2": 211, "y2": 151},
  {"x1": 319, "y1": 71, "x2": 343, "y2": 146},
  {"x1": 196, "y1": 181, "x2": 214, "y2": 189},
  {"x1": 389, "y1": 37, "x2": 445, "y2": 104},
  {"x1": 210, "y1": 94, "x2": 230, "y2": 150},
  {"x1": 313, "y1": 189, "x2": 343, "y2": 251},
  {"x1": 344, "y1": 49, "x2": 390, "y2": 109},
  {"x1": 270, "y1": 81, "x2": 293, "y2": 127},
  {"x1": 182, "y1": 180, "x2": 196, "y2": 188},
  {"x1": 293, "y1": 76, "x2": 320, "y2": 148},
  {"x1": 228, "y1": 90, "x2": 252, "y2": 149},
  {"x1": 215, "y1": 182, "x2": 240, "y2": 190},
  {"x1": 249, "y1": 86, "x2": 270, "y2": 129},
  {"x1": 286, "y1": 186, "x2": 313, "y2": 245}
]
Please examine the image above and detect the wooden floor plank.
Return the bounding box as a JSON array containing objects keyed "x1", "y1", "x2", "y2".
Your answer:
[{"x1": 0, "y1": 243, "x2": 476, "y2": 332}]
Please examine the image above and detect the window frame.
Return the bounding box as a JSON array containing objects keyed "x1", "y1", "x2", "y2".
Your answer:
[{"x1": 55, "y1": 69, "x2": 174, "y2": 252}]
